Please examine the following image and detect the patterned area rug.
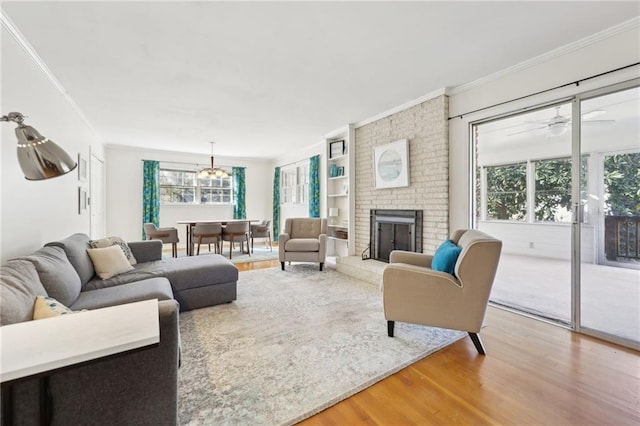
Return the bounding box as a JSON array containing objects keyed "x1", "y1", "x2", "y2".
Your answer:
[{"x1": 177, "y1": 265, "x2": 464, "y2": 425}]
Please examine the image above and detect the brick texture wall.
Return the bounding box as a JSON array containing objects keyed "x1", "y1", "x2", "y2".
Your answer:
[{"x1": 354, "y1": 95, "x2": 449, "y2": 255}]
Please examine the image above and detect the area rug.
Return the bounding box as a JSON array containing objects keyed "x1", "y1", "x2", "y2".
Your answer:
[{"x1": 177, "y1": 265, "x2": 464, "y2": 425}]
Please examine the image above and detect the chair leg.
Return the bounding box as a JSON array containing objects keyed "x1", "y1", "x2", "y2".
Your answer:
[
  {"x1": 319, "y1": 262, "x2": 324, "y2": 271},
  {"x1": 468, "y1": 332, "x2": 486, "y2": 355},
  {"x1": 387, "y1": 321, "x2": 395, "y2": 337},
  {"x1": 251, "y1": 237, "x2": 254, "y2": 254},
  {"x1": 268, "y1": 233, "x2": 272, "y2": 251},
  {"x1": 281, "y1": 261, "x2": 285, "y2": 271}
]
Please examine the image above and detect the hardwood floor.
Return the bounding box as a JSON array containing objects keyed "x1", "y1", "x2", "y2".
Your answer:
[{"x1": 236, "y1": 259, "x2": 640, "y2": 425}]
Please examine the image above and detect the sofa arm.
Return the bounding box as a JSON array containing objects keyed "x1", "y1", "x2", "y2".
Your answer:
[
  {"x1": 19, "y1": 299, "x2": 180, "y2": 425},
  {"x1": 128, "y1": 240, "x2": 163, "y2": 263},
  {"x1": 278, "y1": 233, "x2": 290, "y2": 261}
]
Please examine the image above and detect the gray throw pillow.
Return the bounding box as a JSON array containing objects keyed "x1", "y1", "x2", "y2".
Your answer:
[
  {"x1": 18, "y1": 246, "x2": 82, "y2": 307},
  {"x1": 89, "y1": 236, "x2": 138, "y2": 265}
]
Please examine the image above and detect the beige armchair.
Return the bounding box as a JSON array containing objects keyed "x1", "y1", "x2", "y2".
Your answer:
[
  {"x1": 382, "y1": 229, "x2": 502, "y2": 354},
  {"x1": 279, "y1": 218, "x2": 327, "y2": 271},
  {"x1": 143, "y1": 223, "x2": 180, "y2": 258}
]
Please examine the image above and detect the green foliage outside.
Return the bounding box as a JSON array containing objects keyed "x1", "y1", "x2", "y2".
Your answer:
[
  {"x1": 604, "y1": 152, "x2": 640, "y2": 216},
  {"x1": 485, "y1": 163, "x2": 527, "y2": 220}
]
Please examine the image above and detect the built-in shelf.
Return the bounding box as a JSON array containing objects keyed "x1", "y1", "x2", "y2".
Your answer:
[{"x1": 326, "y1": 124, "x2": 355, "y2": 257}]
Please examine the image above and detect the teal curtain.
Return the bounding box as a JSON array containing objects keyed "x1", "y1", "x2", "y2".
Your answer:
[
  {"x1": 309, "y1": 155, "x2": 320, "y2": 218},
  {"x1": 233, "y1": 166, "x2": 246, "y2": 219},
  {"x1": 142, "y1": 160, "x2": 160, "y2": 239},
  {"x1": 273, "y1": 167, "x2": 280, "y2": 242}
]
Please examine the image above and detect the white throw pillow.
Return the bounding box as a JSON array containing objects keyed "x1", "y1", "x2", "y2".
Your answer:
[{"x1": 87, "y1": 245, "x2": 135, "y2": 280}]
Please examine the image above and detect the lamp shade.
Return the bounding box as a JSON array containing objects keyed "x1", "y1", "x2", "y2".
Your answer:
[
  {"x1": 329, "y1": 208, "x2": 339, "y2": 217},
  {"x1": 15, "y1": 124, "x2": 77, "y2": 180}
]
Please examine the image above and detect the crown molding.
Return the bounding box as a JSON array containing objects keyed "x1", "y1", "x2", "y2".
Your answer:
[
  {"x1": 1, "y1": 11, "x2": 103, "y2": 141},
  {"x1": 448, "y1": 16, "x2": 640, "y2": 96}
]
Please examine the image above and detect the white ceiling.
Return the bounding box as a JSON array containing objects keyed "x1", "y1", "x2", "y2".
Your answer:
[{"x1": 2, "y1": 1, "x2": 639, "y2": 159}]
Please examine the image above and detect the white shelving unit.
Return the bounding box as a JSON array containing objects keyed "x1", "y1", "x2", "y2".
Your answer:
[{"x1": 326, "y1": 124, "x2": 355, "y2": 258}]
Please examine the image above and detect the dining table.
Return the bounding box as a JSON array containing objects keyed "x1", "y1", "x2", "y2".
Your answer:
[{"x1": 177, "y1": 219, "x2": 258, "y2": 256}]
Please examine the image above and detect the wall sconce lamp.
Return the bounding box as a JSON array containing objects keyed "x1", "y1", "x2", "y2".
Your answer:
[{"x1": 1, "y1": 112, "x2": 77, "y2": 180}]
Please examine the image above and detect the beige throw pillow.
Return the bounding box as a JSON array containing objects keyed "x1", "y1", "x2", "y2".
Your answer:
[
  {"x1": 87, "y1": 245, "x2": 135, "y2": 280},
  {"x1": 33, "y1": 295, "x2": 73, "y2": 320}
]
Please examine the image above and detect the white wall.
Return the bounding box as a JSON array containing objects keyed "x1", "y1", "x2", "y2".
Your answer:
[
  {"x1": 448, "y1": 24, "x2": 640, "y2": 234},
  {"x1": 105, "y1": 145, "x2": 273, "y2": 245},
  {"x1": 1, "y1": 26, "x2": 105, "y2": 263}
]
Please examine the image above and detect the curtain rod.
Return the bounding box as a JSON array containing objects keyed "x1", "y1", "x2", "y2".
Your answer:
[
  {"x1": 448, "y1": 62, "x2": 640, "y2": 120},
  {"x1": 278, "y1": 156, "x2": 312, "y2": 170},
  {"x1": 141, "y1": 159, "x2": 235, "y2": 168}
]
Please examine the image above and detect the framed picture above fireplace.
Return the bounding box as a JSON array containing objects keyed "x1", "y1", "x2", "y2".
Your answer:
[{"x1": 374, "y1": 139, "x2": 409, "y2": 189}]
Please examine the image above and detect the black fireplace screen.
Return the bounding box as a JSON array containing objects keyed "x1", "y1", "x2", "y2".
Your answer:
[{"x1": 370, "y1": 209, "x2": 423, "y2": 262}]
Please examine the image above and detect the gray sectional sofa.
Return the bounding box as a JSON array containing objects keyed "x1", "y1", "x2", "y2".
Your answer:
[{"x1": 0, "y1": 233, "x2": 239, "y2": 425}]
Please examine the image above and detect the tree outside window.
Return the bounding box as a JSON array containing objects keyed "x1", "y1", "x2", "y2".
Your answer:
[{"x1": 485, "y1": 163, "x2": 527, "y2": 220}]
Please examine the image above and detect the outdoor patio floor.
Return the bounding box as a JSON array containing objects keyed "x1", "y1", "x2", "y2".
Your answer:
[{"x1": 491, "y1": 253, "x2": 640, "y2": 343}]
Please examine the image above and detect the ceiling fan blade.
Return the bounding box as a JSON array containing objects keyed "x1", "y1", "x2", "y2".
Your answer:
[
  {"x1": 508, "y1": 126, "x2": 547, "y2": 136},
  {"x1": 581, "y1": 120, "x2": 615, "y2": 126}
]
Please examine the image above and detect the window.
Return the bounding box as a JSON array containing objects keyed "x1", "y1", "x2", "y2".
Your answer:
[
  {"x1": 160, "y1": 167, "x2": 233, "y2": 205},
  {"x1": 485, "y1": 163, "x2": 527, "y2": 221},
  {"x1": 281, "y1": 163, "x2": 309, "y2": 205},
  {"x1": 534, "y1": 158, "x2": 572, "y2": 222}
]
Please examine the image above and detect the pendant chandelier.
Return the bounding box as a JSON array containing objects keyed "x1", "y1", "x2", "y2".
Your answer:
[{"x1": 198, "y1": 141, "x2": 229, "y2": 179}]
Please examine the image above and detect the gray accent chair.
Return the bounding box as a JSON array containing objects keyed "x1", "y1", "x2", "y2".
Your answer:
[
  {"x1": 382, "y1": 229, "x2": 502, "y2": 355},
  {"x1": 279, "y1": 217, "x2": 327, "y2": 271},
  {"x1": 250, "y1": 219, "x2": 272, "y2": 253},
  {"x1": 144, "y1": 222, "x2": 180, "y2": 258}
]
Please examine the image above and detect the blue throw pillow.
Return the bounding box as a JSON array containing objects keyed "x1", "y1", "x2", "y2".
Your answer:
[{"x1": 431, "y1": 239, "x2": 462, "y2": 276}]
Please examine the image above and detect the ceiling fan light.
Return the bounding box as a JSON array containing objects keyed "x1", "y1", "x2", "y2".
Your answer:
[{"x1": 548, "y1": 123, "x2": 568, "y2": 137}]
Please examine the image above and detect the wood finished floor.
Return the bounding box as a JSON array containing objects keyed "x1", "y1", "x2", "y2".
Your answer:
[{"x1": 236, "y1": 259, "x2": 640, "y2": 425}]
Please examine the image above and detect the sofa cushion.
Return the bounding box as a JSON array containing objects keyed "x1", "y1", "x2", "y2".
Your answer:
[
  {"x1": 285, "y1": 238, "x2": 320, "y2": 252},
  {"x1": 17, "y1": 246, "x2": 82, "y2": 307},
  {"x1": 87, "y1": 245, "x2": 135, "y2": 280},
  {"x1": 0, "y1": 259, "x2": 48, "y2": 325},
  {"x1": 89, "y1": 236, "x2": 137, "y2": 265},
  {"x1": 431, "y1": 239, "x2": 462, "y2": 276},
  {"x1": 71, "y1": 278, "x2": 173, "y2": 311},
  {"x1": 83, "y1": 260, "x2": 166, "y2": 291},
  {"x1": 45, "y1": 233, "x2": 95, "y2": 286},
  {"x1": 290, "y1": 219, "x2": 322, "y2": 239},
  {"x1": 33, "y1": 295, "x2": 74, "y2": 320},
  {"x1": 161, "y1": 255, "x2": 238, "y2": 292}
]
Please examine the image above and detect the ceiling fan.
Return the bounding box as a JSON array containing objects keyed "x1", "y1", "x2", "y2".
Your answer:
[{"x1": 511, "y1": 106, "x2": 615, "y2": 137}]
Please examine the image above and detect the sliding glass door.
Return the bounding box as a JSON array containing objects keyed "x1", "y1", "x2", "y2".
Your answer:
[
  {"x1": 474, "y1": 102, "x2": 574, "y2": 325},
  {"x1": 578, "y1": 85, "x2": 639, "y2": 346},
  {"x1": 472, "y1": 80, "x2": 639, "y2": 349}
]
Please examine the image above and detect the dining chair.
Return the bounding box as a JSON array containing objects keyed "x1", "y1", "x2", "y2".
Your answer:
[
  {"x1": 191, "y1": 223, "x2": 223, "y2": 255},
  {"x1": 222, "y1": 221, "x2": 250, "y2": 259},
  {"x1": 250, "y1": 219, "x2": 272, "y2": 253},
  {"x1": 143, "y1": 223, "x2": 180, "y2": 258}
]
